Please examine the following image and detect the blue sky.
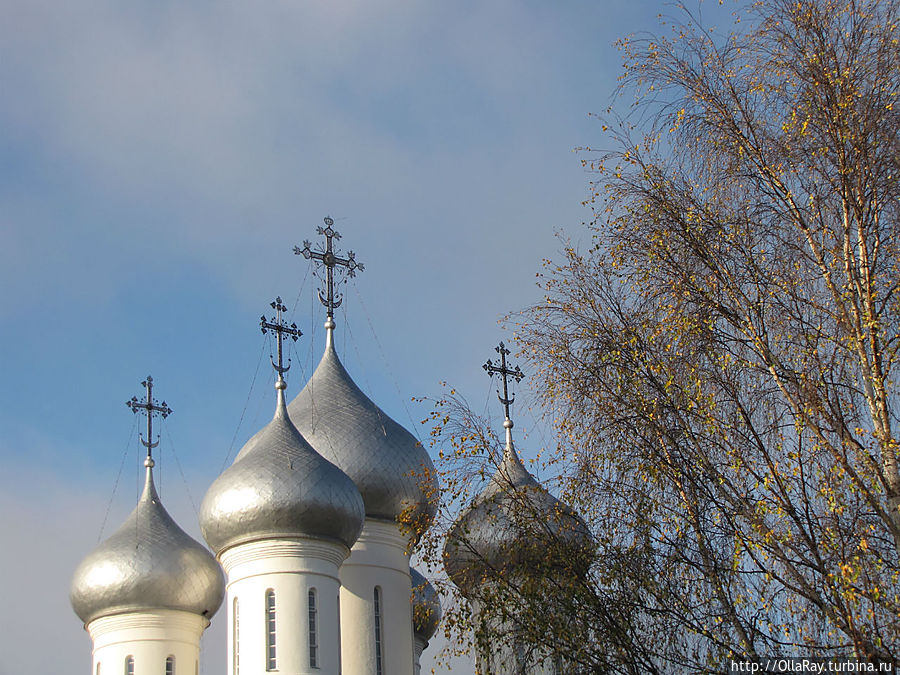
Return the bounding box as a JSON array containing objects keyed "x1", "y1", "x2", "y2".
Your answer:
[{"x1": 0, "y1": 1, "x2": 675, "y2": 672}]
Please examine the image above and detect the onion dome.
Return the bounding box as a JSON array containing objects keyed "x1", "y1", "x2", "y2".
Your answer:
[
  {"x1": 411, "y1": 567, "x2": 441, "y2": 643},
  {"x1": 288, "y1": 327, "x2": 438, "y2": 528},
  {"x1": 200, "y1": 378, "x2": 365, "y2": 554},
  {"x1": 443, "y1": 423, "x2": 592, "y2": 597},
  {"x1": 71, "y1": 457, "x2": 225, "y2": 625}
]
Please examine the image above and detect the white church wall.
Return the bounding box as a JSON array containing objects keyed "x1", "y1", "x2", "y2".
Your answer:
[
  {"x1": 220, "y1": 538, "x2": 347, "y2": 675},
  {"x1": 88, "y1": 609, "x2": 206, "y2": 675},
  {"x1": 339, "y1": 519, "x2": 415, "y2": 675},
  {"x1": 472, "y1": 595, "x2": 562, "y2": 675},
  {"x1": 413, "y1": 635, "x2": 428, "y2": 675}
]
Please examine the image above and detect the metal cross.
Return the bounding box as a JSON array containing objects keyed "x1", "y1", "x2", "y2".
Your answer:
[
  {"x1": 126, "y1": 376, "x2": 173, "y2": 458},
  {"x1": 293, "y1": 216, "x2": 364, "y2": 320},
  {"x1": 483, "y1": 341, "x2": 524, "y2": 422},
  {"x1": 261, "y1": 296, "x2": 302, "y2": 379}
]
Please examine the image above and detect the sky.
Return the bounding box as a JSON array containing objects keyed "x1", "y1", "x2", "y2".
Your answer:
[{"x1": 0, "y1": 1, "x2": 676, "y2": 672}]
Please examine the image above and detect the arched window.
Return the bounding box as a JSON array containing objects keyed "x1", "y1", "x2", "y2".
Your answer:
[
  {"x1": 165, "y1": 655, "x2": 175, "y2": 675},
  {"x1": 265, "y1": 589, "x2": 277, "y2": 671},
  {"x1": 308, "y1": 588, "x2": 318, "y2": 668},
  {"x1": 124, "y1": 656, "x2": 134, "y2": 675},
  {"x1": 233, "y1": 597, "x2": 240, "y2": 675},
  {"x1": 373, "y1": 587, "x2": 384, "y2": 675},
  {"x1": 96, "y1": 663, "x2": 101, "y2": 675}
]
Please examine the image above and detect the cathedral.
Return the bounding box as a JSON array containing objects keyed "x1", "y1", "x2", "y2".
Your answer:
[{"x1": 69, "y1": 218, "x2": 588, "y2": 675}]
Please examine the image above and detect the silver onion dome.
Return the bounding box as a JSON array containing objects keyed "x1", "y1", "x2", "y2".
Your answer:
[
  {"x1": 443, "y1": 432, "x2": 592, "y2": 597},
  {"x1": 411, "y1": 567, "x2": 441, "y2": 643},
  {"x1": 71, "y1": 458, "x2": 225, "y2": 625},
  {"x1": 288, "y1": 331, "x2": 438, "y2": 528},
  {"x1": 200, "y1": 385, "x2": 365, "y2": 554}
]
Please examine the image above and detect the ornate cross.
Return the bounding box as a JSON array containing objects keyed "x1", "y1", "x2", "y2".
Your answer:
[
  {"x1": 126, "y1": 376, "x2": 173, "y2": 458},
  {"x1": 261, "y1": 296, "x2": 302, "y2": 380},
  {"x1": 294, "y1": 216, "x2": 364, "y2": 320},
  {"x1": 483, "y1": 341, "x2": 524, "y2": 422}
]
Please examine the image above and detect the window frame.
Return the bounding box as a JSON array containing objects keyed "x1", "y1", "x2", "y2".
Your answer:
[
  {"x1": 233, "y1": 596, "x2": 240, "y2": 675},
  {"x1": 373, "y1": 586, "x2": 384, "y2": 675},
  {"x1": 306, "y1": 587, "x2": 319, "y2": 668},
  {"x1": 265, "y1": 589, "x2": 277, "y2": 671}
]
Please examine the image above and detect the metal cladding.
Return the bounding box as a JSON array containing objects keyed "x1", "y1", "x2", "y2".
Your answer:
[
  {"x1": 411, "y1": 567, "x2": 441, "y2": 642},
  {"x1": 200, "y1": 392, "x2": 365, "y2": 554},
  {"x1": 443, "y1": 443, "x2": 592, "y2": 597},
  {"x1": 70, "y1": 466, "x2": 225, "y2": 625},
  {"x1": 288, "y1": 338, "x2": 438, "y2": 526}
]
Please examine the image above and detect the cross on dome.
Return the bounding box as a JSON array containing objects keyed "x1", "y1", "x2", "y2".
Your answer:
[
  {"x1": 483, "y1": 341, "x2": 524, "y2": 426},
  {"x1": 126, "y1": 375, "x2": 172, "y2": 462},
  {"x1": 294, "y1": 216, "x2": 364, "y2": 326},
  {"x1": 260, "y1": 296, "x2": 302, "y2": 389}
]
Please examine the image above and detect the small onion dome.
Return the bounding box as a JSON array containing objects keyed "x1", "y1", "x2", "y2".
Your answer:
[
  {"x1": 71, "y1": 458, "x2": 225, "y2": 625},
  {"x1": 410, "y1": 567, "x2": 442, "y2": 643},
  {"x1": 443, "y1": 436, "x2": 592, "y2": 597},
  {"x1": 200, "y1": 385, "x2": 365, "y2": 554},
  {"x1": 288, "y1": 332, "x2": 438, "y2": 528}
]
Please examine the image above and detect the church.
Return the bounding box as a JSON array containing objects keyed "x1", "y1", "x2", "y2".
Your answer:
[{"x1": 69, "y1": 218, "x2": 588, "y2": 675}]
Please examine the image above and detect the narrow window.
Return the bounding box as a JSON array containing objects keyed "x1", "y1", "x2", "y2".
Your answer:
[
  {"x1": 233, "y1": 597, "x2": 240, "y2": 675},
  {"x1": 96, "y1": 663, "x2": 101, "y2": 675},
  {"x1": 165, "y1": 655, "x2": 175, "y2": 675},
  {"x1": 125, "y1": 656, "x2": 134, "y2": 675},
  {"x1": 308, "y1": 588, "x2": 319, "y2": 668},
  {"x1": 265, "y1": 589, "x2": 277, "y2": 671},
  {"x1": 373, "y1": 587, "x2": 384, "y2": 675}
]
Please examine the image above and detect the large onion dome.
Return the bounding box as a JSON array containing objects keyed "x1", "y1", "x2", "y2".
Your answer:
[
  {"x1": 200, "y1": 381, "x2": 365, "y2": 554},
  {"x1": 443, "y1": 424, "x2": 592, "y2": 597},
  {"x1": 71, "y1": 457, "x2": 225, "y2": 625},
  {"x1": 411, "y1": 567, "x2": 441, "y2": 643},
  {"x1": 288, "y1": 329, "x2": 438, "y2": 528}
]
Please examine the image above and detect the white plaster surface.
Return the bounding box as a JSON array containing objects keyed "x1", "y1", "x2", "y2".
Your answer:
[
  {"x1": 339, "y1": 519, "x2": 415, "y2": 675},
  {"x1": 220, "y1": 538, "x2": 348, "y2": 675},
  {"x1": 88, "y1": 609, "x2": 207, "y2": 675}
]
